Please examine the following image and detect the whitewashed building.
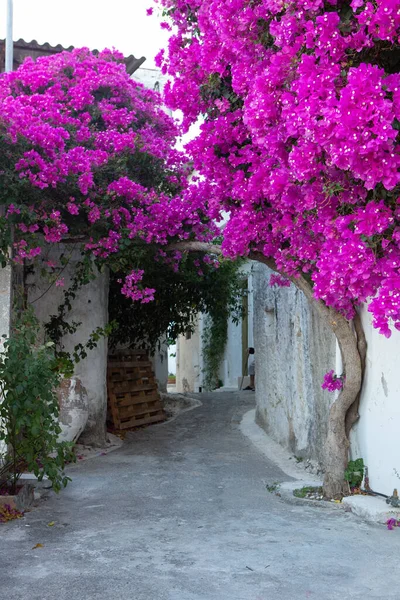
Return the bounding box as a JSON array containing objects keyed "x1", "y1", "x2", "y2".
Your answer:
[{"x1": 175, "y1": 262, "x2": 255, "y2": 393}]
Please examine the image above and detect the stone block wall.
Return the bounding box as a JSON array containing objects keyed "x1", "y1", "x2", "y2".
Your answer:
[{"x1": 253, "y1": 263, "x2": 336, "y2": 465}]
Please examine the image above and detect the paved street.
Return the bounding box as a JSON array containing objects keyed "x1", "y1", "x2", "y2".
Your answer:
[{"x1": 1, "y1": 392, "x2": 400, "y2": 599}]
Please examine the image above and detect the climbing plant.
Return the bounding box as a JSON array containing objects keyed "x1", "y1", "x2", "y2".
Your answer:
[
  {"x1": 201, "y1": 260, "x2": 246, "y2": 390},
  {"x1": 201, "y1": 314, "x2": 227, "y2": 391},
  {"x1": 0, "y1": 47, "x2": 214, "y2": 297}
]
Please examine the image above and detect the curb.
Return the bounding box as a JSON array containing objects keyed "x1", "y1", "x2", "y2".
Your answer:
[
  {"x1": 240, "y1": 409, "x2": 380, "y2": 519},
  {"x1": 240, "y1": 409, "x2": 321, "y2": 482},
  {"x1": 274, "y1": 481, "x2": 344, "y2": 512},
  {"x1": 68, "y1": 433, "x2": 124, "y2": 467},
  {"x1": 158, "y1": 392, "x2": 202, "y2": 426}
]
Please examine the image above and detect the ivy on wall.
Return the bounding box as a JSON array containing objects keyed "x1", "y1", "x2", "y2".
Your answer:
[{"x1": 201, "y1": 261, "x2": 247, "y2": 391}]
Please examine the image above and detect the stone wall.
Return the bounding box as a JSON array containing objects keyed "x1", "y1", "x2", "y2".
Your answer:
[
  {"x1": 27, "y1": 248, "x2": 109, "y2": 446},
  {"x1": 253, "y1": 263, "x2": 336, "y2": 465}
]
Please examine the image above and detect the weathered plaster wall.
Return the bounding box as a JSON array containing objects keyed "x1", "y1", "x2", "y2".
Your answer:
[
  {"x1": 0, "y1": 265, "x2": 11, "y2": 456},
  {"x1": 350, "y1": 306, "x2": 400, "y2": 496},
  {"x1": 219, "y1": 265, "x2": 255, "y2": 389},
  {"x1": 150, "y1": 342, "x2": 169, "y2": 393},
  {"x1": 219, "y1": 316, "x2": 243, "y2": 389},
  {"x1": 0, "y1": 265, "x2": 11, "y2": 350},
  {"x1": 176, "y1": 319, "x2": 202, "y2": 393},
  {"x1": 253, "y1": 263, "x2": 336, "y2": 465},
  {"x1": 27, "y1": 248, "x2": 109, "y2": 446}
]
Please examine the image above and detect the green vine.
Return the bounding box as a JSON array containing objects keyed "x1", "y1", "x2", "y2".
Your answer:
[
  {"x1": 202, "y1": 313, "x2": 228, "y2": 390},
  {"x1": 201, "y1": 260, "x2": 247, "y2": 391},
  {"x1": 42, "y1": 255, "x2": 117, "y2": 376},
  {"x1": 108, "y1": 247, "x2": 244, "y2": 354}
]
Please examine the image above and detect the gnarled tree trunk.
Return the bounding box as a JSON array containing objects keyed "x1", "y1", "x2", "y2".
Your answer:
[
  {"x1": 170, "y1": 242, "x2": 366, "y2": 498},
  {"x1": 289, "y1": 273, "x2": 364, "y2": 499}
]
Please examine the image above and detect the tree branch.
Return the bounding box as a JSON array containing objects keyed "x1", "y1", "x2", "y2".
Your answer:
[
  {"x1": 167, "y1": 241, "x2": 224, "y2": 255},
  {"x1": 345, "y1": 311, "x2": 367, "y2": 437}
]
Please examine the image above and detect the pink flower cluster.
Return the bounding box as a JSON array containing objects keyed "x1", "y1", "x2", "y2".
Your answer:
[
  {"x1": 269, "y1": 274, "x2": 291, "y2": 288},
  {"x1": 152, "y1": 0, "x2": 400, "y2": 336},
  {"x1": 387, "y1": 518, "x2": 400, "y2": 530},
  {"x1": 120, "y1": 270, "x2": 156, "y2": 303},
  {"x1": 321, "y1": 370, "x2": 345, "y2": 393}
]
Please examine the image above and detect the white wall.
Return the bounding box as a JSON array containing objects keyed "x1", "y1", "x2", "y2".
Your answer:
[
  {"x1": 150, "y1": 342, "x2": 169, "y2": 393},
  {"x1": 27, "y1": 247, "x2": 109, "y2": 446},
  {"x1": 218, "y1": 264, "x2": 254, "y2": 389},
  {"x1": 0, "y1": 265, "x2": 11, "y2": 351},
  {"x1": 176, "y1": 318, "x2": 203, "y2": 393},
  {"x1": 219, "y1": 316, "x2": 243, "y2": 389},
  {"x1": 351, "y1": 306, "x2": 400, "y2": 496},
  {"x1": 0, "y1": 265, "x2": 11, "y2": 457},
  {"x1": 168, "y1": 343, "x2": 177, "y2": 375},
  {"x1": 252, "y1": 261, "x2": 400, "y2": 490}
]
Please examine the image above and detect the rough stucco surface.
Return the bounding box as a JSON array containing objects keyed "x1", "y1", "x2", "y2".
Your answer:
[
  {"x1": 27, "y1": 247, "x2": 109, "y2": 446},
  {"x1": 350, "y1": 305, "x2": 400, "y2": 496},
  {"x1": 0, "y1": 265, "x2": 11, "y2": 349},
  {"x1": 150, "y1": 342, "x2": 169, "y2": 393},
  {"x1": 253, "y1": 263, "x2": 336, "y2": 465},
  {"x1": 176, "y1": 318, "x2": 202, "y2": 393},
  {"x1": 0, "y1": 265, "x2": 11, "y2": 456}
]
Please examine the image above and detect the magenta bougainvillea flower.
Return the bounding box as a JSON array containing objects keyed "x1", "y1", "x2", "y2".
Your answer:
[
  {"x1": 386, "y1": 518, "x2": 399, "y2": 531},
  {"x1": 270, "y1": 274, "x2": 291, "y2": 288},
  {"x1": 322, "y1": 371, "x2": 345, "y2": 393},
  {"x1": 151, "y1": 0, "x2": 400, "y2": 340}
]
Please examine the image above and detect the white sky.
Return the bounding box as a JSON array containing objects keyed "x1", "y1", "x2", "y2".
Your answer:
[{"x1": 0, "y1": 0, "x2": 169, "y2": 67}]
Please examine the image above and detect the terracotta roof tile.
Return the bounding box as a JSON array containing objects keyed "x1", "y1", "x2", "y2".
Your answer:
[{"x1": 0, "y1": 38, "x2": 146, "y2": 74}]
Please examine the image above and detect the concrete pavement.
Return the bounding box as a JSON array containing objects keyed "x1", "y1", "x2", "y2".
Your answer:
[{"x1": 1, "y1": 392, "x2": 400, "y2": 599}]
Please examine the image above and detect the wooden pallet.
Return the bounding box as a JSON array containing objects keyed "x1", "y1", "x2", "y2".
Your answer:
[{"x1": 107, "y1": 351, "x2": 166, "y2": 430}]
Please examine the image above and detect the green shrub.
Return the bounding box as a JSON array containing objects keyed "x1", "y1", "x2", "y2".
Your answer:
[
  {"x1": 344, "y1": 458, "x2": 364, "y2": 489},
  {"x1": 0, "y1": 307, "x2": 75, "y2": 495}
]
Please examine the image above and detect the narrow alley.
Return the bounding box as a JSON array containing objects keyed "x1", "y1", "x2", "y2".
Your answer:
[{"x1": 1, "y1": 393, "x2": 399, "y2": 600}]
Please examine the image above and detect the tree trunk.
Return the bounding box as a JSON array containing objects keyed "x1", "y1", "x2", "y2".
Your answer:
[
  {"x1": 260, "y1": 263, "x2": 364, "y2": 499},
  {"x1": 321, "y1": 314, "x2": 363, "y2": 498},
  {"x1": 169, "y1": 243, "x2": 366, "y2": 498},
  {"x1": 345, "y1": 313, "x2": 367, "y2": 438}
]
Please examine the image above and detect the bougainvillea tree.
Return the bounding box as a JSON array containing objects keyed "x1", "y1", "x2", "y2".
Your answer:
[
  {"x1": 0, "y1": 47, "x2": 214, "y2": 289},
  {"x1": 152, "y1": 0, "x2": 400, "y2": 497}
]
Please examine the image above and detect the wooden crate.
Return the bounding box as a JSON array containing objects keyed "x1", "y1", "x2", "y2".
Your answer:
[{"x1": 107, "y1": 351, "x2": 166, "y2": 430}]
